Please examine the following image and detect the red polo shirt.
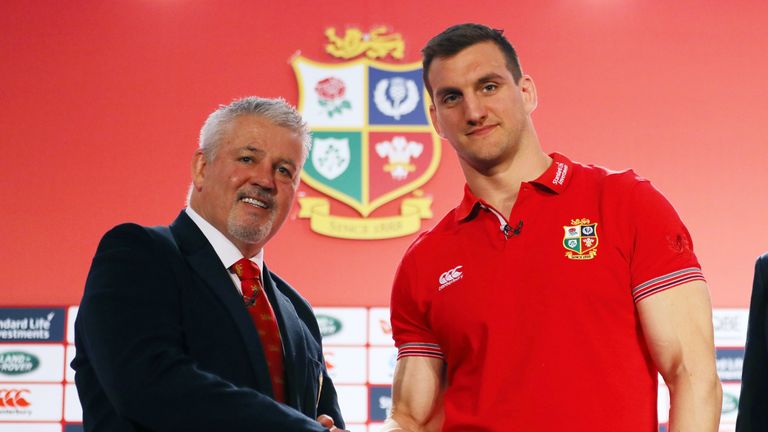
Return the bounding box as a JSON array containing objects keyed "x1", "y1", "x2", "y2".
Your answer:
[{"x1": 390, "y1": 153, "x2": 704, "y2": 431}]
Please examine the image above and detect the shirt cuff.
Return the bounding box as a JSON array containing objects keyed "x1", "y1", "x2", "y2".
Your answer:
[
  {"x1": 396, "y1": 342, "x2": 444, "y2": 361},
  {"x1": 632, "y1": 267, "x2": 706, "y2": 303}
]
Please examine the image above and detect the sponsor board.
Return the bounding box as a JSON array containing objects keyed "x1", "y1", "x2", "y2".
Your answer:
[
  {"x1": 368, "y1": 385, "x2": 392, "y2": 421},
  {"x1": 0, "y1": 308, "x2": 65, "y2": 342},
  {"x1": 0, "y1": 345, "x2": 64, "y2": 382},
  {"x1": 368, "y1": 307, "x2": 394, "y2": 347},
  {"x1": 345, "y1": 425, "x2": 368, "y2": 432},
  {"x1": 367, "y1": 347, "x2": 397, "y2": 384},
  {"x1": 657, "y1": 384, "x2": 670, "y2": 423},
  {"x1": 66, "y1": 345, "x2": 76, "y2": 383},
  {"x1": 0, "y1": 424, "x2": 62, "y2": 432},
  {"x1": 716, "y1": 347, "x2": 744, "y2": 382},
  {"x1": 0, "y1": 384, "x2": 63, "y2": 421},
  {"x1": 314, "y1": 308, "x2": 367, "y2": 345},
  {"x1": 334, "y1": 385, "x2": 368, "y2": 423},
  {"x1": 712, "y1": 309, "x2": 749, "y2": 346},
  {"x1": 323, "y1": 347, "x2": 367, "y2": 384},
  {"x1": 720, "y1": 383, "x2": 740, "y2": 423},
  {"x1": 64, "y1": 425, "x2": 84, "y2": 432},
  {"x1": 64, "y1": 384, "x2": 82, "y2": 422},
  {"x1": 66, "y1": 306, "x2": 78, "y2": 344}
]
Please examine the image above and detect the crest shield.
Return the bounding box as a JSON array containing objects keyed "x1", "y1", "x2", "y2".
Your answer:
[
  {"x1": 293, "y1": 55, "x2": 440, "y2": 239},
  {"x1": 563, "y1": 219, "x2": 599, "y2": 260}
]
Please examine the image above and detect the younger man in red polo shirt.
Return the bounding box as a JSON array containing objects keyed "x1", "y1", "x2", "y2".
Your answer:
[{"x1": 384, "y1": 24, "x2": 722, "y2": 431}]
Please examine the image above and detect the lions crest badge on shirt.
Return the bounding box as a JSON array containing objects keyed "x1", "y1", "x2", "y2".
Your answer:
[{"x1": 563, "y1": 218, "x2": 599, "y2": 260}]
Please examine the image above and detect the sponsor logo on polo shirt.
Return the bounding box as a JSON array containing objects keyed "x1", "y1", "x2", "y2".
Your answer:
[
  {"x1": 553, "y1": 161, "x2": 568, "y2": 185},
  {"x1": 563, "y1": 218, "x2": 599, "y2": 260},
  {"x1": 0, "y1": 351, "x2": 39, "y2": 376},
  {"x1": 438, "y1": 265, "x2": 463, "y2": 291},
  {"x1": 315, "y1": 314, "x2": 343, "y2": 337}
]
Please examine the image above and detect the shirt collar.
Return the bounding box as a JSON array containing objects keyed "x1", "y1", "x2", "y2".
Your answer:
[
  {"x1": 454, "y1": 152, "x2": 575, "y2": 222},
  {"x1": 185, "y1": 207, "x2": 264, "y2": 273}
]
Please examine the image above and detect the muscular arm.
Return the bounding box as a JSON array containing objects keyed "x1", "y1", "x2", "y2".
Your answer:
[
  {"x1": 637, "y1": 280, "x2": 722, "y2": 431},
  {"x1": 382, "y1": 356, "x2": 445, "y2": 432}
]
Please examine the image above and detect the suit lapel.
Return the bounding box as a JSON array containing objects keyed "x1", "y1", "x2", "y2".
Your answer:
[
  {"x1": 262, "y1": 265, "x2": 309, "y2": 409},
  {"x1": 168, "y1": 211, "x2": 274, "y2": 398}
]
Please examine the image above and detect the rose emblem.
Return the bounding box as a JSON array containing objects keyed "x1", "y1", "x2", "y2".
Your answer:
[
  {"x1": 315, "y1": 77, "x2": 351, "y2": 117},
  {"x1": 315, "y1": 77, "x2": 346, "y2": 101}
]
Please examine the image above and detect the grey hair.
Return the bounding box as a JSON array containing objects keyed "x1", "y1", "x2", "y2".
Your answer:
[{"x1": 198, "y1": 96, "x2": 311, "y2": 160}]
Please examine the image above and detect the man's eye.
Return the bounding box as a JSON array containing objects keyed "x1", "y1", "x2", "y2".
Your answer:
[
  {"x1": 239, "y1": 156, "x2": 253, "y2": 163},
  {"x1": 277, "y1": 166, "x2": 293, "y2": 177},
  {"x1": 482, "y1": 83, "x2": 498, "y2": 92},
  {"x1": 442, "y1": 94, "x2": 460, "y2": 105}
]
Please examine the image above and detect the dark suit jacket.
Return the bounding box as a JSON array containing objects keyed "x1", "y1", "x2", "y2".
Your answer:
[
  {"x1": 736, "y1": 252, "x2": 768, "y2": 431},
  {"x1": 72, "y1": 211, "x2": 344, "y2": 431}
]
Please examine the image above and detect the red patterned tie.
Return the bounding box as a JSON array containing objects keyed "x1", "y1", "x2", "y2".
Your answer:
[{"x1": 231, "y1": 258, "x2": 285, "y2": 403}]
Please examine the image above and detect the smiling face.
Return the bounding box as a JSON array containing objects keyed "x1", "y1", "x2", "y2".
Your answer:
[
  {"x1": 190, "y1": 114, "x2": 305, "y2": 257},
  {"x1": 428, "y1": 41, "x2": 538, "y2": 174}
]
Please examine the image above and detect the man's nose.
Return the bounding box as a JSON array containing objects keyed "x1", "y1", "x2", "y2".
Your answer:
[
  {"x1": 248, "y1": 161, "x2": 275, "y2": 191},
  {"x1": 463, "y1": 94, "x2": 488, "y2": 125}
]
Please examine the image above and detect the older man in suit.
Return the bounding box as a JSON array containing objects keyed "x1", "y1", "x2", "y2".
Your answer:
[
  {"x1": 737, "y1": 252, "x2": 768, "y2": 431},
  {"x1": 72, "y1": 97, "x2": 345, "y2": 431}
]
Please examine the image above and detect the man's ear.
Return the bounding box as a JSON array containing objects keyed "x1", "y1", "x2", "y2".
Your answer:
[
  {"x1": 191, "y1": 150, "x2": 207, "y2": 191},
  {"x1": 518, "y1": 75, "x2": 538, "y2": 114},
  {"x1": 429, "y1": 104, "x2": 445, "y2": 138}
]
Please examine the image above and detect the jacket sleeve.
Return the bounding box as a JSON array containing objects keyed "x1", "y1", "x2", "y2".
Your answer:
[
  {"x1": 736, "y1": 253, "x2": 768, "y2": 431},
  {"x1": 74, "y1": 223, "x2": 330, "y2": 431}
]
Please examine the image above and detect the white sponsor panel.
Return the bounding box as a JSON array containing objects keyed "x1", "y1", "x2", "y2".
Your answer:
[
  {"x1": 368, "y1": 347, "x2": 397, "y2": 385},
  {"x1": 346, "y1": 424, "x2": 367, "y2": 432},
  {"x1": 0, "y1": 345, "x2": 64, "y2": 382},
  {"x1": 720, "y1": 382, "x2": 740, "y2": 424},
  {"x1": 0, "y1": 384, "x2": 62, "y2": 421},
  {"x1": 368, "y1": 308, "x2": 394, "y2": 347},
  {"x1": 0, "y1": 424, "x2": 62, "y2": 432},
  {"x1": 334, "y1": 385, "x2": 367, "y2": 423},
  {"x1": 66, "y1": 345, "x2": 76, "y2": 382},
  {"x1": 314, "y1": 308, "x2": 367, "y2": 345},
  {"x1": 719, "y1": 425, "x2": 736, "y2": 432},
  {"x1": 67, "y1": 306, "x2": 78, "y2": 344},
  {"x1": 323, "y1": 347, "x2": 366, "y2": 384},
  {"x1": 713, "y1": 308, "x2": 749, "y2": 346},
  {"x1": 64, "y1": 383, "x2": 82, "y2": 422},
  {"x1": 657, "y1": 384, "x2": 670, "y2": 423}
]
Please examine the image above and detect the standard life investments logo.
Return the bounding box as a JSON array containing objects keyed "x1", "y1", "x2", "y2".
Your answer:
[{"x1": 293, "y1": 26, "x2": 440, "y2": 240}]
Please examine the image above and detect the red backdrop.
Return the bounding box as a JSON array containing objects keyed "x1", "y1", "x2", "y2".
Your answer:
[{"x1": 1, "y1": 0, "x2": 767, "y2": 308}]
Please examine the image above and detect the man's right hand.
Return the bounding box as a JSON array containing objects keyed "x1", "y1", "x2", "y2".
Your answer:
[{"x1": 317, "y1": 414, "x2": 348, "y2": 431}]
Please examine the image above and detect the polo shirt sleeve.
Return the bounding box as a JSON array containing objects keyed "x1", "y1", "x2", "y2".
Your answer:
[
  {"x1": 628, "y1": 178, "x2": 706, "y2": 303},
  {"x1": 389, "y1": 248, "x2": 444, "y2": 361}
]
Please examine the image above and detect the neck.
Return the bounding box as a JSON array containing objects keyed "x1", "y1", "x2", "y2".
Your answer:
[{"x1": 461, "y1": 145, "x2": 551, "y2": 218}]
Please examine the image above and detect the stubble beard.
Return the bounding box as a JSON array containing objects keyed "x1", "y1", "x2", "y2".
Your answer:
[{"x1": 228, "y1": 210, "x2": 273, "y2": 246}]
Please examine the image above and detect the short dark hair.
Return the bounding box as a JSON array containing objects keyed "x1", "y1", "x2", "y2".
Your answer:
[{"x1": 421, "y1": 23, "x2": 523, "y2": 96}]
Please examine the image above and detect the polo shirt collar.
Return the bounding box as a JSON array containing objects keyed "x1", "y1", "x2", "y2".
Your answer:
[{"x1": 454, "y1": 152, "x2": 575, "y2": 222}]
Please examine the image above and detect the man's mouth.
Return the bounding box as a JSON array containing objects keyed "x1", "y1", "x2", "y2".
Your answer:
[
  {"x1": 240, "y1": 197, "x2": 269, "y2": 209},
  {"x1": 466, "y1": 125, "x2": 497, "y2": 136}
]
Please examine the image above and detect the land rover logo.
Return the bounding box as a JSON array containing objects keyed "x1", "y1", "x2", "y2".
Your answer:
[
  {"x1": 0, "y1": 352, "x2": 39, "y2": 375},
  {"x1": 316, "y1": 315, "x2": 343, "y2": 337},
  {"x1": 721, "y1": 392, "x2": 738, "y2": 413}
]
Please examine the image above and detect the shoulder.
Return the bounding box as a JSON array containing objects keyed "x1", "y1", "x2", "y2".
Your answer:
[
  {"x1": 573, "y1": 159, "x2": 647, "y2": 191},
  {"x1": 400, "y1": 209, "x2": 461, "y2": 262},
  {"x1": 757, "y1": 252, "x2": 768, "y2": 272},
  {"x1": 266, "y1": 269, "x2": 321, "y2": 334}
]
